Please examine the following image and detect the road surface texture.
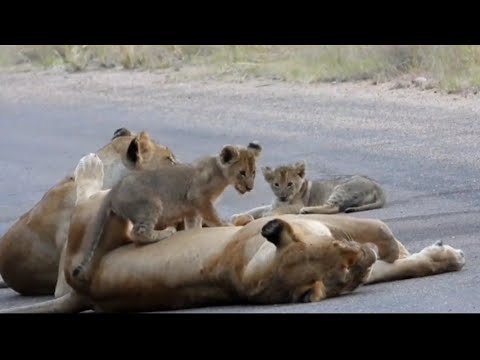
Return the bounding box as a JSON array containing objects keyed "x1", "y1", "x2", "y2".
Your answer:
[{"x1": 0, "y1": 70, "x2": 479, "y2": 313}]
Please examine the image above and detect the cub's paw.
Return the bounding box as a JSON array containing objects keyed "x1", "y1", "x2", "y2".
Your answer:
[
  {"x1": 299, "y1": 207, "x2": 314, "y2": 214},
  {"x1": 231, "y1": 213, "x2": 254, "y2": 226},
  {"x1": 163, "y1": 226, "x2": 177, "y2": 236},
  {"x1": 151, "y1": 226, "x2": 177, "y2": 243}
]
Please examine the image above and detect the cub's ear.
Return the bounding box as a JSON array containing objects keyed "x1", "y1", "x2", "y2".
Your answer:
[
  {"x1": 262, "y1": 166, "x2": 274, "y2": 182},
  {"x1": 125, "y1": 131, "x2": 154, "y2": 169},
  {"x1": 112, "y1": 127, "x2": 133, "y2": 140},
  {"x1": 261, "y1": 218, "x2": 299, "y2": 248},
  {"x1": 247, "y1": 141, "x2": 262, "y2": 158},
  {"x1": 219, "y1": 145, "x2": 240, "y2": 165},
  {"x1": 294, "y1": 160, "x2": 307, "y2": 178}
]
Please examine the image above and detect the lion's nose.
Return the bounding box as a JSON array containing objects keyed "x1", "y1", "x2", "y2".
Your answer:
[
  {"x1": 245, "y1": 185, "x2": 253, "y2": 191},
  {"x1": 280, "y1": 196, "x2": 287, "y2": 201}
]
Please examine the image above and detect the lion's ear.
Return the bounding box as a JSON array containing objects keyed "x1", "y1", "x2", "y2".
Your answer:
[
  {"x1": 126, "y1": 137, "x2": 140, "y2": 165},
  {"x1": 125, "y1": 131, "x2": 154, "y2": 169},
  {"x1": 261, "y1": 219, "x2": 300, "y2": 248},
  {"x1": 112, "y1": 127, "x2": 133, "y2": 140}
]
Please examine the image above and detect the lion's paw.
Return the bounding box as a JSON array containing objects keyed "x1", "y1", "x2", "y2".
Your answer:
[
  {"x1": 74, "y1": 153, "x2": 104, "y2": 204},
  {"x1": 420, "y1": 240, "x2": 466, "y2": 271}
]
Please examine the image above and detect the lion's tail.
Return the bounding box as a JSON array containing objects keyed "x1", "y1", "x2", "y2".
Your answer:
[
  {"x1": 71, "y1": 191, "x2": 113, "y2": 285},
  {"x1": 0, "y1": 292, "x2": 89, "y2": 313}
]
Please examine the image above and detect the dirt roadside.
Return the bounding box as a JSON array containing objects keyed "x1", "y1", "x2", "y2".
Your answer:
[{"x1": 1, "y1": 69, "x2": 479, "y2": 112}]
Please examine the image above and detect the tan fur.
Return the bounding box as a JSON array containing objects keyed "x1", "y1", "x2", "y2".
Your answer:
[
  {"x1": 69, "y1": 142, "x2": 263, "y2": 289},
  {"x1": 1, "y1": 206, "x2": 465, "y2": 313},
  {"x1": 0, "y1": 128, "x2": 176, "y2": 295},
  {"x1": 232, "y1": 160, "x2": 386, "y2": 223}
]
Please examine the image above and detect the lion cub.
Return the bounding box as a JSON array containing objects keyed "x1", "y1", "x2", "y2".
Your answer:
[
  {"x1": 72, "y1": 141, "x2": 262, "y2": 283},
  {"x1": 232, "y1": 160, "x2": 385, "y2": 225}
]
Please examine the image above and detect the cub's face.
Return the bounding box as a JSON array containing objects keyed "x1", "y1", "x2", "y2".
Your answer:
[
  {"x1": 262, "y1": 161, "x2": 306, "y2": 202},
  {"x1": 218, "y1": 142, "x2": 262, "y2": 194}
]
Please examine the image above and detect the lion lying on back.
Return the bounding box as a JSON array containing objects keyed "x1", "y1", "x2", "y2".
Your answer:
[
  {"x1": 232, "y1": 160, "x2": 386, "y2": 225},
  {"x1": 0, "y1": 155, "x2": 466, "y2": 313},
  {"x1": 0, "y1": 128, "x2": 177, "y2": 295}
]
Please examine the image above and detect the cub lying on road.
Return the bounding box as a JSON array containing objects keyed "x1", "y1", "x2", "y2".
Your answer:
[{"x1": 232, "y1": 160, "x2": 386, "y2": 225}]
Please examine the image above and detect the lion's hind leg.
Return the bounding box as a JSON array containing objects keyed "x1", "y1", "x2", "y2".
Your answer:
[{"x1": 74, "y1": 153, "x2": 104, "y2": 205}]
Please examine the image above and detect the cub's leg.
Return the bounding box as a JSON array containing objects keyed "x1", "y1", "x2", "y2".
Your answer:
[
  {"x1": 184, "y1": 215, "x2": 203, "y2": 230},
  {"x1": 120, "y1": 201, "x2": 177, "y2": 244},
  {"x1": 272, "y1": 204, "x2": 304, "y2": 215},
  {"x1": 198, "y1": 202, "x2": 230, "y2": 227},
  {"x1": 300, "y1": 205, "x2": 340, "y2": 214},
  {"x1": 344, "y1": 201, "x2": 384, "y2": 213}
]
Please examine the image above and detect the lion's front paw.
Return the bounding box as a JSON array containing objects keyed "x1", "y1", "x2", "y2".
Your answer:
[{"x1": 420, "y1": 241, "x2": 466, "y2": 271}]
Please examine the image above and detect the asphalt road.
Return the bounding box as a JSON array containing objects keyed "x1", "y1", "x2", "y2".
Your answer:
[{"x1": 1, "y1": 74, "x2": 479, "y2": 313}]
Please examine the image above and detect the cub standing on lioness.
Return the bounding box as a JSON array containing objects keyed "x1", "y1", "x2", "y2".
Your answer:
[
  {"x1": 231, "y1": 160, "x2": 386, "y2": 225},
  {"x1": 70, "y1": 142, "x2": 263, "y2": 288}
]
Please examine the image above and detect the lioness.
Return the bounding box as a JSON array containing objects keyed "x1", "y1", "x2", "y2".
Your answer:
[
  {"x1": 0, "y1": 191, "x2": 465, "y2": 313},
  {"x1": 69, "y1": 142, "x2": 263, "y2": 288},
  {"x1": 231, "y1": 160, "x2": 386, "y2": 225},
  {"x1": 0, "y1": 128, "x2": 177, "y2": 295}
]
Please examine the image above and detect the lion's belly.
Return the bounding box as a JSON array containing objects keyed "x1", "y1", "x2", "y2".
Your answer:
[
  {"x1": 89, "y1": 226, "x2": 241, "y2": 311},
  {"x1": 0, "y1": 219, "x2": 60, "y2": 295}
]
